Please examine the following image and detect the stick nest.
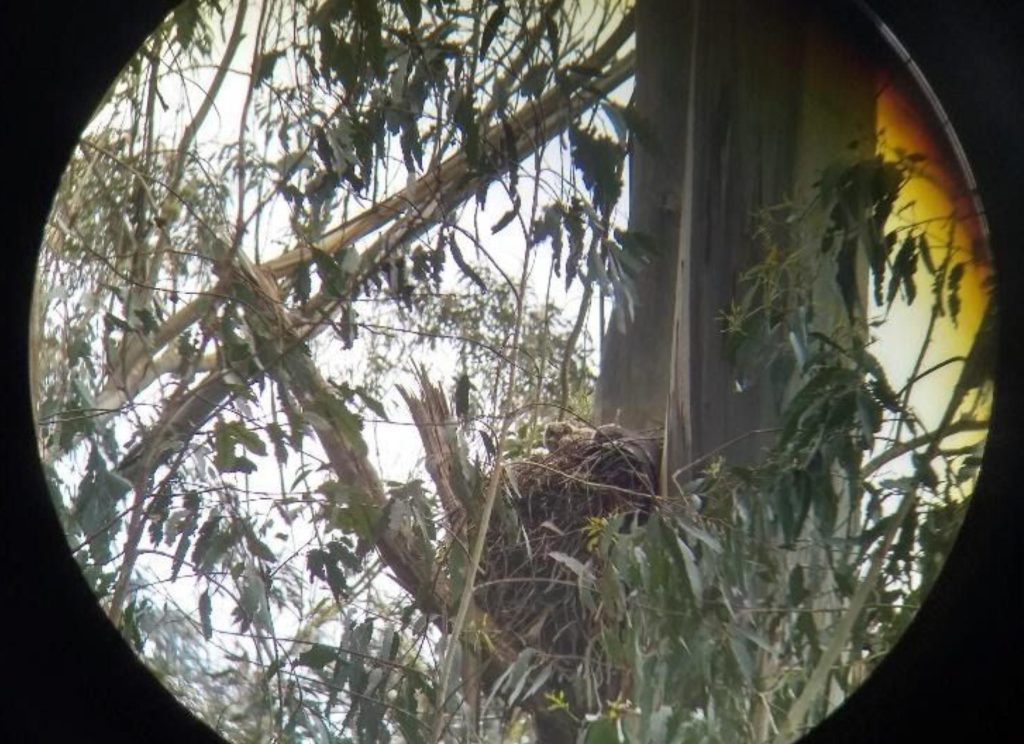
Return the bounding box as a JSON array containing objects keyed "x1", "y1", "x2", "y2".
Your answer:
[{"x1": 477, "y1": 428, "x2": 661, "y2": 676}]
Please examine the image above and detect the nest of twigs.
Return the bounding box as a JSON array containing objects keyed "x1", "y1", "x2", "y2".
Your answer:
[{"x1": 477, "y1": 426, "x2": 661, "y2": 678}]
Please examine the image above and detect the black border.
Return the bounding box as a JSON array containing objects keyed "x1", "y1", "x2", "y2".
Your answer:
[{"x1": 0, "y1": 1, "x2": 1019, "y2": 741}]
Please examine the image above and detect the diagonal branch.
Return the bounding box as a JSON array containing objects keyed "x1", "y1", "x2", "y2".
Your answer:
[{"x1": 114, "y1": 45, "x2": 637, "y2": 480}]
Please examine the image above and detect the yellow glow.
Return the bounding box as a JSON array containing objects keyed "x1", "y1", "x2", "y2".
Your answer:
[{"x1": 874, "y1": 70, "x2": 992, "y2": 447}]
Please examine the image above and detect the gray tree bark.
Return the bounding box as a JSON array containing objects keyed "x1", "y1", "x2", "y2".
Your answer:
[
  {"x1": 593, "y1": 1, "x2": 880, "y2": 739},
  {"x1": 595, "y1": 0, "x2": 878, "y2": 479}
]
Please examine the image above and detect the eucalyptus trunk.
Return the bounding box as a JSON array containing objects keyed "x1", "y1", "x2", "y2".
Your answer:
[{"x1": 594, "y1": 0, "x2": 878, "y2": 737}]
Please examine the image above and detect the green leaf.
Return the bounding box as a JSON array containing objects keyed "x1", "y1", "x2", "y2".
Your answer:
[
  {"x1": 490, "y1": 206, "x2": 517, "y2": 234},
  {"x1": 452, "y1": 90, "x2": 479, "y2": 165},
  {"x1": 548, "y1": 551, "x2": 595, "y2": 584},
  {"x1": 133, "y1": 309, "x2": 159, "y2": 335},
  {"x1": 792, "y1": 468, "x2": 812, "y2": 538},
  {"x1": 520, "y1": 63, "x2": 550, "y2": 99},
  {"x1": 396, "y1": 0, "x2": 422, "y2": 27},
  {"x1": 585, "y1": 718, "x2": 619, "y2": 744},
  {"x1": 812, "y1": 471, "x2": 838, "y2": 536},
  {"x1": 352, "y1": 386, "x2": 388, "y2": 421},
  {"x1": 729, "y1": 633, "x2": 754, "y2": 685},
  {"x1": 447, "y1": 234, "x2": 488, "y2": 292},
  {"x1": 191, "y1": 514, "x2": 222, "y2": 571},
  {"x1": 675, "y1": 518, "x2": 722, "y2": 554},
  {"x1": 199, "y1": 589, "x2": 213, "y2": 641},
  {"x1": 856, "y1": 389, "x2": 882, "y2": 449},
  {"x1": 912, "y1": 452, "x2": 939, "y2": 490},
  {"x1": 788, "y1": 565, "x2": 808, "y2": 605},
  {"x1": 479, "y1": 3, "x2": 508, "y2": 61},
  {"x1": 172, "y1": 0, "x2": 201, "y2": 49},
  {"x1": 673, "y1": 535, "x2": 703, "y2": 607},
  {"x1": 948, "y1": 262, "x2": 966, "y2": 326},
  {"x1": 170, "y1": 524, "x2": 196, "y2": 581},
  {"x1": 213, "y1": 420, "x2": 266, "y2": 473},
  {"x1": 256, "y1": 49, "x2": 285, "y2": 87},
  {"x1": 543, "y1": 8, "x2": 559, "y2": 58},
  {"x1": 454, "y1": 372, "x2": 472, "y2": 423},
  {"x1": 311, "y1": 390, "x2": 367, "y2": 456},
  {"x1": 835, "y1": 241, "x2": 860, "y2": 320},
  {"x1": 244, "y1": 525, "x2": 276, "y2": 563},
  {"x1": 325, "y1": 488, "x2": 382, "y2": 543},
  {"x1": 297, "y1": 642, "x2": 337, "y2": 671},
  {"x1": 104, "y1": 311, "x2": 131, "y2": 333},
  {"x1": 292, "y1": 258, "x2": 311, "y2": 302},
  {"x1": 774, "y1": 474, "x2": 796, "y2": 545},
  {"x1": 887, "y1": 236, "x2": 918, "y2": 308},
  {"x1": 918, "y1": 233, "x2": 936, "y2": 275},
  {"x1": 310, "y1": 246, "x2": 350, "y2": 298},
  {"x1": 74, "y1": 445, "x2": 130, "y2": 565},
  {"x1": 833, "y1": 564, "x2": 856, "y2": 598},
  {"x1": 569, "y1": 126, "x2": 625, "y2": 217},
  {"x1": 563, "y1": 200, "x2": 586, "y2": 288},
  {"x1": 266, "y1": 422, "x2": 289, "y2": 465}
]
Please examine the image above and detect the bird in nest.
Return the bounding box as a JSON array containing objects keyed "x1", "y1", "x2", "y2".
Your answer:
[{"x1": 543, "y1": 421, "x2": 627, "y2": 452}]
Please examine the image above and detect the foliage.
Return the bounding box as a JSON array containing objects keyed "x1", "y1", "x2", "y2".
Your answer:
[
  {"x1": 587, "y1": 151, "x2": 994, "y2": 743},
  {"x1": 34, "y1": 0, "x2": 639, "y2": 741}
]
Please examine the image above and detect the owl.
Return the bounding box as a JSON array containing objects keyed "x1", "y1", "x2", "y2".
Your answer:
[{"x1": 540, "y1": 421, "x2": 589, "y2": 450}]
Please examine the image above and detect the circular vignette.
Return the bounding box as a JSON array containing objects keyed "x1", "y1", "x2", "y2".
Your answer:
[{"x1": 1, "y1": 1, "x2": 1021, "y2": 742}]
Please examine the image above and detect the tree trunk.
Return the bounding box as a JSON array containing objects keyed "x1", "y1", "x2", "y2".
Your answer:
[
  {"x1": 597, "y1": 0, "x2": 811, "y2": 473},
  {"x1": 596, "y1": 0, "x2": 879, "y2": 485},
  {"x1": 595, "y1": 0, "x2": 880, "y2": 737}
]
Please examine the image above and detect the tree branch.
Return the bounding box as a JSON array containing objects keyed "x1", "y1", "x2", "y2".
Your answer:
[{"x1": 100, "y1": 12, "x2": 636, "y2": 421}]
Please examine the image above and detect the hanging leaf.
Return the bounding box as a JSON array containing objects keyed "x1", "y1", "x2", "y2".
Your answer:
[
  {"x1": 490, "y1": 206, "x2": 517, "y2": 234},
  {"x1": 169, "y1": 509, "x2": 200, "y2": 581},
  {"x1": 479, "y1": 3, "x2": 508, "y2": 61},
  {"x1": 454, "y1": 372, "x2": 472, "y2": 423},
  {"x1": 256, "y1": 49, "x2": 285, "y2": 87},
  {"x1": 447, "y1": 234, "x2": 488, "y2": 291},
  {"x1": 548, "y1": 551, "x2": 595, "y2": 584},
  {"x1": 520, "y1": 63, "x2": 550, "y2": 99},
  {"x1": 835, "y1": 241, "x2": 860, "y2": 320},
  {"x1": 198, "y1": 589, "x2": 213, "y2": 640},
  {"x1": 244, "y1": 524, "x2": 277, "y2": 563},
  {"x1": 532, "y1": 203, "x2": 564, "y2": 273},
  {"x1": 855, "y1": 389, "x2": 882, "y2": 450},
  {"x1": 266, "y1": 422, "x2": 289, "y2": 465},
  {"x1": 887, "y1": 235, "x2": 918, "y2": 308},
  {"x1": 310, "y1": 246, "x2": 352, "y2": 298},
  {"x1": 171, "y1": 0, "x2": 202, "y2": 50},
  {"x1": 788, "y1": 565, "x2": 808, "y2": 605},
  {"x1": 452, "y1": 90, "x2": 479, "y2": 165},
  {"x1": 912, "y1": 452, "x2": 939, "y2": 490},
  {"x1": 191, "y1": 514, "x2": 226, "y2": 573},
  {"x1": 297, "y1": 643, "x2": 337, "y2": 671},
  {"x1": 397, "y1": 0, "x2": 422, "y2": 27},
  {"x1": 918, "y1": 233, "x2": 936, "y2": 275},
  {"x1": 872, "y1": 231, "x2": 897, "y2": 305},
  {"x1": 310, "y1": 390, "x2": 367, "y2": 456},
  {"x1": 563, "y1": 200, "x2": 585, "y2": 288},
  {"x1": 948, "y1": 261, "x2": 966, "y2": 326},
  {"x1": 569, "y1": 126, "x2": 625, "y2": 217}
]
